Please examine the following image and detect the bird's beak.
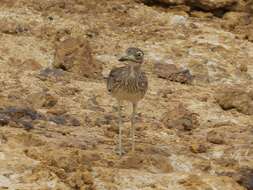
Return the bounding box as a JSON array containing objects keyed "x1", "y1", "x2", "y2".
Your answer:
[{"x1": 118, "y1": 54, "x2": 134, "y2": 62}]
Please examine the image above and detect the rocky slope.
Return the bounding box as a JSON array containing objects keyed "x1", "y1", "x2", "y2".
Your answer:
[{"x1": 0, "y1": 0, "x2": 253, "y2": 189}]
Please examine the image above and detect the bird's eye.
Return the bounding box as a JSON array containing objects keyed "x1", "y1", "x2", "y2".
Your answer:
[{"x1": 136, "y1": 52, "x2": 142, "y2": 57}]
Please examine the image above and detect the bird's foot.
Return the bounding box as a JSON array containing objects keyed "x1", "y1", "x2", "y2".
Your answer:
[{"x1": 114, "y1": 146, "x2": 126, "y2": 156}]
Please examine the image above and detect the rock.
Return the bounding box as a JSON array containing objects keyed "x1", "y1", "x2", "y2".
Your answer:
[
  {"x1": 167, "y1": 5, "x2": 191, "y2": 14},
  {"x1": 229, "y1": 0, "x2": 253, "y2": 12},
  {"x1": 190, "y1": 11, "x2": 213, "y2": 18},
  {"x1": 30, "y1": 0, "x2": 72, "y2": 12},
  {"x1": 49, "y1": 115, "x2": 67, "y2": 125},
  {"x1": 96, "y1": 114, "x2": 117, "y2": 127},
  {"x1": 139, "y1": 0, "x2": 239, "y2": 14},
  {"x1": 139, "y1": 0, "x2": 185, "y2": 5},
  {"x1": 19, "y1": 120, "x2": 34, "y2": 131},
  {"x1": 0, "y1": 19, "x2": 29, "y2": 35},
  {"x1": 0, "y1": 106, "x2": 45, "y2": 130},
  {"x1": 21, "y1": 59, "x2": 42, "y2": 71},
  {"x1": 47, "y1": 105, "x2": 68, "y2": 115},
  {"x1": 0, "y1": 114, "x2": 9, "y2": 126},
  {"x1": 68, "y1": 117, "x2": 81, "y2": 126},
  {"x1": 154, "y1": 63, "x2": 193, "y2": 84},
  {"x1": 119, "y1": 154, "x2": 173, "y2": 173},
  {"x1": 236, "y1": 168, "x2": 253, "y2": 190},
  {"x1": 239, "y1": 62, "x2": 248, "y2": 73},
  {"x1": 27, "y1": 92, "x2": 58, "y2": 109},
  {"x1": 170, "y1": 15, "x2": 188, "y2": 26},
  {"x1": 0, "y1": 107, "x2": 43, "y2": 121},
  {"x1": 207, "y1": 130, "x2": 225, "y2": 144},
  {"x1": 188, "y1": 0, "x2": 237, "y2": 11},
  {"x1": 37, "y1": 68, "x2": 66, "y2": 81},
  {"x1": 187, "y1": 59, "x2": 209, "y2": 83},
  {"x1": 53, "y1": 37, "x2": 102, "y2": 79},
  {"x1": 178, "y1": 174, "x2": 211, "y2": 189},
  {"x1": 49, "y1": 114, "x2": 81, "y2": 126},
  {"x1": 161, "y1": 102, "x2": 199, "y2": 131},
  {"x1": 222, "y1": 12, "x2": 251, "y2": 29},
  {"x1": 158, "y1": 0, "x2": 185, "y2": 4},
  {"x1": 215, "y1": 85, "x2": 253, "y2": 115},
  {"x1": 8, "y1": 58, "x2": 42, "y2": 71},
  {"x1": 67, "y1": 170, "x2": 94, "y2": 189},
  {"x1": 190, "y1": 143, "x2": 207, "y2": 153}
]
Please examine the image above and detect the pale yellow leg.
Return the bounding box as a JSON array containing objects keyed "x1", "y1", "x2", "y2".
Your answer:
[
  {"x1": 131, "y1": 103, "x2": 137, "y2": 153},
  {"x1": 117, "y1": 101, "x2": 123, "y2": 156}
]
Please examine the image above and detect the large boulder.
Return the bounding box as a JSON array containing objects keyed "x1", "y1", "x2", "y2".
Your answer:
[
  {"x1": 139, "y1": 0, "x2": 238, "y2": 11},
  {"x1": 139, "y1": 0, "x2": 185, "y2": 5},
  {"x1": 154, "y1": 63, "x2": 193, "y2": 84},
  {"x1": 215, "y1": 85, "x2": 253, "y2": 115},
  {"x1": 53, "y1": 37, "x2": 102, "y2": 79},
  {"x1": 161, "y1": 102, "x2": 199, "y2": 131},
  {"x1": 188, "y1": 0, "x2": 237, "y2": 10}
]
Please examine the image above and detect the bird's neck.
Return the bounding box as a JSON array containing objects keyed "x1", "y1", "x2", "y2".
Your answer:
[{"x1": 128, "y1": 64, "x2": 141, "y2": 77}]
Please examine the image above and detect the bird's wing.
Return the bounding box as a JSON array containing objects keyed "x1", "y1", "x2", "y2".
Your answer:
[
  {"x1": 138, "y1": 71, "x2": 148, "y2": 92},
  {"x1": 107, "y1": 67, "x2": 127, "y2": 92}
]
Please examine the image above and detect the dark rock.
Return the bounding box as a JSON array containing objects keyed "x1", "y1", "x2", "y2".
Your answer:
[
  {"x1": 0, "y1": 106, "x2": 45, "y2": 130},
  {"x1": 69, "y1": 117, "x2": 81, "y2": 126},
  {"x1": 154, "y1": 63, "x2": 193, "y2": 84},
  {"x1": 0, "y1": 106, "x2": 49, "y2": 131},
  {"x1": 49, "y1": 115, "x2": 67, "y2": 125},
  {"x1": 37, "y1": 67, "x2": 65, "y2": 81},
  {"x1": 0, "y1": 114, "x2": 9, "y2": 126},
  {"x1": 139, "y1": 0, "x2": 185, "y2": 6},
  {"x1": 19, "y1": 120, "x2": 34, "y2": 131},
  {"x1": 207, "y1": 130, "x2": 225, "y2": 144},
  {"x1": 190, "y1": 143, "x2": 207, "y2": 153},
  {"x1": 233, "y1": 168, "x2": 253, "y2": 190},
  {"x1": 0, "y1": 107, "x2": 43, "y2": 120},
  {"x1": 49, "y1": 114, "x2": 81, "y2": 126},
  {"x1": 188, "y1": 0, "x2": 237, "y2": 11}
]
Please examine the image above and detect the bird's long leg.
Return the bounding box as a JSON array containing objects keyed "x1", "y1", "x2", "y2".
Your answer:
[
  {"x1": 117, "y1": 100, "x2": 123, "y2": 156},
  {"x1": 131, "y1": 102, "x2": 137, "y2": 153}
]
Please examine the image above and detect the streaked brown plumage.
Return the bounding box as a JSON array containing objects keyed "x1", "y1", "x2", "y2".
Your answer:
[{"x1": 107, "y1": 47, "x2": 148, "y2": 156}]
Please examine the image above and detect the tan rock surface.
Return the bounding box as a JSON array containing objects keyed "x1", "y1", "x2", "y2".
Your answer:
[
  {"x1": 188, "y1": 0, "x2": 237, "y2": 10},
  {"x1": 0, "y1": 0, "x2": 252, "y2": 190},
  {"x1": 54, "y1": 37, "x2": 102, "y2": 79}
]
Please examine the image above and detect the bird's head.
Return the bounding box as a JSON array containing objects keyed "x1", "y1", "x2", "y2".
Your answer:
[{"x1": 118, "y1": 47, "x2": 144, "y2": 65}]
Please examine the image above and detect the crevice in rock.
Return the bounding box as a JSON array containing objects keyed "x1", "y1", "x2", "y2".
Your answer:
[
  {"x1": 141, "y1": 0, "x2": 236, "y2": 18},
  {"x1": 141, "y1": 0, "x2": 179, "y2": 7},
  {"x1": 59, "y1": 64, "x2": 68, "y2": 71},
  {"x1": 188, "y1": 4, "x2": 231, "y2": 18}
]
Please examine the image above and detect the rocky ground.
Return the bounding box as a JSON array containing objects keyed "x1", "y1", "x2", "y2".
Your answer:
[{"x1": 0, "y1": 0, "x2": 253, "y2": 189}]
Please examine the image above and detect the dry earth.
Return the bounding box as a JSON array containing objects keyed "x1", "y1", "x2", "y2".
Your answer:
[{"x1": 0, "y1": 0, "x2": 253, "y2": 190}]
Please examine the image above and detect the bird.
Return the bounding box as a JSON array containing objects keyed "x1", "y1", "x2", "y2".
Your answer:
[{"x1": 107, "y1": 47, "x2": 148, "y2": 156}]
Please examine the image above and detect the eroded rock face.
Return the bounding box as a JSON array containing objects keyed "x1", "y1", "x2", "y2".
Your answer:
[
  {"x1": 236, "y1": 168, "x2": 253, "y2": 190},
  {"x1": 215, "y1": 85, "x2": 253, "y2": 115},
  {"x1": 154, "y1": 63, "x2": 193, "y2": 84},
  {"x1": 161, "y1": 102, "x2": 199, "y2": 131},
  {"x1": 223, "y1": 12, "x2": 251, "y2": 29},
  {"x1": 26, "y1": 92, "x2": 58, "y2": 109},
  {"x1": 188, "y1": 0, "x2": 237, "y2": 10},
  {"x1": 53, "y1": 37, "x2": 102, "y2": 79},
  {"x1": 139, "y1": 0, "x2": 185, "y2": 5},
  {"x1": 207, "y1": 129, "x2": 225, "y2": 144}
]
